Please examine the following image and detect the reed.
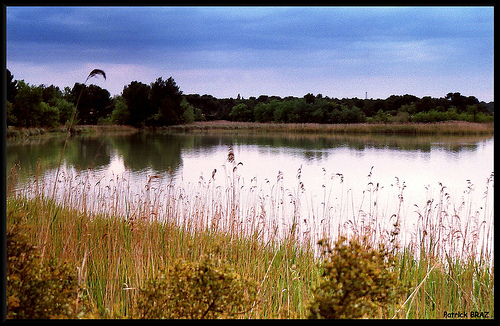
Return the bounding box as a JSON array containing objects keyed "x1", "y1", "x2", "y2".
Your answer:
[
  {"x1": 162, "y1": 121, "x2": 494, "y2": 136},
  {"x1": 6, "y1": 153, "x2": 493, "y2": 319}
]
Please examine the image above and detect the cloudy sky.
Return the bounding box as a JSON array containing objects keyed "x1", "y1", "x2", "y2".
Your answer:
[{"x1": 6, "y1": 6, "x2": 494, "y2": 102}]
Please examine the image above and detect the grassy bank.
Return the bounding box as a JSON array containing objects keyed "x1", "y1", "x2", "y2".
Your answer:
[
  {"x1": 163, "y1": 121, "x2": 494, "y2": 135},
  {"x1": 6, "y1": 124, "x2": 139, "y2": 139},
  {"x1": 6, "y1": 160, "x2": 494, "y2": 318},
  {"x1": 7, "y1": 196, "x2": 319, "y2": 318},
  {"x1": 7, "y1": 121, "x2": 494, "y2": 139},
  {"x1": 6, "y1": 195, "x2": 494, "y2": 319}
]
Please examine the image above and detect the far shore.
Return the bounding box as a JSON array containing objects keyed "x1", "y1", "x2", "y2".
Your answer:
[
  {"x1": 155, "y1": 120, "x2": 494, "y2": 136},
  {"x1": 6, "y1": 120, "x2": 494, "y2": 139}
]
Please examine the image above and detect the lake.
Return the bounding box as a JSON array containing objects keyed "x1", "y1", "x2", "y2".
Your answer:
[{"x1": 7, "y1": 131, "x2": 494, "y2": 258}]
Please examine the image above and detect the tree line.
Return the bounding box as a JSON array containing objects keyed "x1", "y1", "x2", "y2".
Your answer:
[{"x1": 6, "y1": 69, "x2": 494, "y2": 129}]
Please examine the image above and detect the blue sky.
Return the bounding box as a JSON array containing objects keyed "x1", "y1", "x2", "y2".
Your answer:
[{"x1": 6, "y1": 6, "x2": 494, "y2": 101}]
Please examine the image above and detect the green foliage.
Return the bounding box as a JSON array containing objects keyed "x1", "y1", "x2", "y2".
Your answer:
[
  {"x1": 120, "y1": 77, "x2": 185, "y2": 126},
  {"x1": 180, "y1": 98, "x2": 195, "y2": 124},
  {"x1": 38, "y1": 102, "x2": 60, "y2": 128},
  {"x1": 229, "y1": 103, "x2": 254, "y2": 122},
  {"x1": 136, "y1": 255, "x2": 257, "y2": 319},
  {"x1": 372, "y1": 109, "x2": 391, "y2": 123},
  {"x1": 54, "y1": 98, "x2": 76, "y2": 125},
  {"x1": 340, "y1": 105, "x2": 366, "y2": 124},
  {"x1": 11, "y1": 80, "x2": 44, "y2": 127},
  {"x1": 71, "y1": 83, "x2": 113, "y2": 125},
  {"x1": 308, "y1": 236, "x2": 402, "y2": 319},
  {"x1": 150, "y1": 77, "x2": 184, "y2": 126},
  {"x1": 6, "y1": 101, "x2": 17, "y2": 126},
  {"x1": 7, "y1": 69, "x2": 18, "y2": 102},
  {"x1": 254, "y1": 100, "x2": 277, "y2": 122},
  {"x1": 110, "y1": 96, "x2": 130, "y2": 125},
  {"x1": 254, "y1": 99, "x2": 368, "y2": 124},
  {"x1": 6, "y1": 222, "x2": 84, "y2": 318},
  {"x1": 193, "y1": 107, "x2": 205, "y2": 121},
  {"x1": 7, "y1": 68, "x2": 494, "y2": 127},
  {"x1": 122, "y1": 81, "x2": 153, "y2": 126}
]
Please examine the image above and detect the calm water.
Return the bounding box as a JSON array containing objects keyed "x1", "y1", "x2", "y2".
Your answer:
[{"x1": 7, "y1": 132, "x2": 494, "y2": 256}]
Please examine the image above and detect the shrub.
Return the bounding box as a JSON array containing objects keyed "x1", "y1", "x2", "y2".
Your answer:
[
  {"x1": 308, "y1": 236, "x2": 402, "y2": 319},
  {"x1": 54, "y1": 98, "x2": 76, "y2": 125},
  {"x1": 180, "y1": 98, "x2": 195, "y2": 124},
  {"x1": 254, "y1": 102, "x2": 275, "y2": 122},
  {"x1": 229, "y1": 103, "x2": 254, "y2": 122},
  {"x1": 6, "y1": 223, "x2": 83, "y2": 319},
  {"x1": 136, "y1": 255, "x2": 257, "y2": 319}
]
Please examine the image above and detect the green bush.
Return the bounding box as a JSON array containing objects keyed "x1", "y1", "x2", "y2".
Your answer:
[
  {"x1": 254, "y1": 101, "x2": 276, "y2": 122},
  {"x1": 180, "y1": 98, "x2": 195, "y2": 124},
  {"x1": 6, "y1": 223, "x2": 84, "y2": 319},
  {"x1": 308, "y1": 236, "x2": 402, "y2": 319},
  {"x1": 229, "y1": 103, "x2": 254, "y2": 122},
  {"x1": 136, "y1": 255, "x2": 257, "y2": 319}
]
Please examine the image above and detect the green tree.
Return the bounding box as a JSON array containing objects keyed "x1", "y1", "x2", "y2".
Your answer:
[
  {"x1": 122, "y1": 81, "x2": 152, "y2": 126},
  {"x1": 110, "y1": 96, "x2": 130, "y2": 125},
  {"x1": 180, "y1": 98, "x2": 195, "y2": 124},
  {"x1": 40, "y1": 84, "x2": 63, "y2": 106},
  {"x1": 340, "y1": 105, "x2": 366, "y2": 123},
  {"x1": 6, "y1": 69, "x2": 18, "y2": 102},
  {"x1": 150, "y1": 77, "x2": 184, "y2": 126},
  {"x1": 399, "y1": 102, "x2": 417, "y2": 116},
  {"x1": 374, "y1": 109, "x2": 390, "y2": 123},
  {"x1": 54, "y1": 98, "x2": 76, "y2": 125},
  {"x1": 71, "y1": 83, "x2": 112, "y2": 124},
  {"x1": 304, "y1": 93, "x2": 316, "y2": 104},
  {"x1": 254, "y1": 100, "x2": 281, "y2": 122},
  {"x1": 7, "y1": 101, "x2": 17, "y2": 126},
  {"x1": 11, "y1": 80, "x2": 44, "y2": 127},
  {"x1": 466, "y1": 104, "x2": 479, "y2": 122},
  {"x1": 193, "y1": 107, "x2": 205, "y2": 121},
  {"x1": 273, "y1": 100, "x2": 295, "y2": 123},
  {"x1": 444, "y1": 106, "x2": 459, "y2": 121},
  {"x1": 38, "y1": 102, "x2": 60, "y2": 128},
  {"x1": 229, "y1": 103, "x2": 253, "y2": 122},
  {"x1": 324, "y1": 102, "x2": 341, "y2": 123}
]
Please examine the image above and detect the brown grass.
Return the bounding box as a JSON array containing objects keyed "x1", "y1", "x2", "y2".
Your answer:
[{"x1": 162, "y1": 121, "x2": 494, "y2": 135}]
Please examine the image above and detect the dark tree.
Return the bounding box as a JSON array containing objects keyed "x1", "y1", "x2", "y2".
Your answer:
[
  {"x1": 6, "y1": 69, "x2": 18, "y2": 102},
  {"x1": 40, "y1": 84, "x2": 63, "y2": 106},
  {"x1": 304, "y1": 93, "x2": 316, "y2": 104},
  {"x1": 150, "y1": 77, "x2": 183, "y2": 126},
  {"x1": 11, "y1": 81, "x2": 43, "y2": 127},
  {"x1": 71, "y1": 83, "x2": 112, "y2": 124},
  {"x1": 122, "y1": 81, "x2": 152, "y2": 126}
]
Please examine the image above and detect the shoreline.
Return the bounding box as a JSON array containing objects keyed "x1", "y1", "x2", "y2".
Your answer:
[
  {"x1": 6, "y1": 124, "x2": 139, "y2": 139},
  {"x1": 163, "y1": 120, "x2": 494, "y2": 135},
  {"x1": 6, "y1": 121, "x2": 494, "y2": 139}
]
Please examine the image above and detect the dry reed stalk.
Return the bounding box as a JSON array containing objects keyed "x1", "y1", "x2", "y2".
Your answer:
[{"x1": 42, "y1": 70, "x2": 106, "y2": 261}]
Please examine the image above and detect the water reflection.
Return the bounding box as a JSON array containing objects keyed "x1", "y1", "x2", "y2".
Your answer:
[
  {"x1": 7, "y1": 133, "x2": 493, "y2": 183},
  {"x1": 7, "y1": 132, "x2": 493, "y2": 258},
  {"x1": 110, "y1": 134, "x2": 184, "y2": 172}
]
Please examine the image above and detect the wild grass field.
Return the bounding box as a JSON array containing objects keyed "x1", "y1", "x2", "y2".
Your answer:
[
  {"x1": 162, "y1": 120, "x2": 494, "y2": 136},
  {"x1": 7, "y1": 121, "x2": 494, "y2": 139},
  {"x1": 6, "y1": 146, "x2": 494, "y2": 319}
]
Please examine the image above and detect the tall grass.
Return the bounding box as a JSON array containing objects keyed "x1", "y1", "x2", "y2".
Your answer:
[
  {"x1": 163, "y1": 120, "x2": 494, "y2": 136},
  {"x1": 6, "y1": 148, "x2": 494, "y2": 318}
]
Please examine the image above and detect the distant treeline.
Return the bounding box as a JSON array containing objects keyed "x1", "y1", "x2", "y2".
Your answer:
[{"x1": 6, "y1": 69, "x2": 494, "y2": 129}]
